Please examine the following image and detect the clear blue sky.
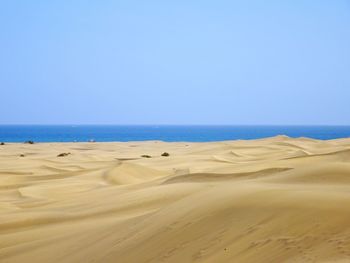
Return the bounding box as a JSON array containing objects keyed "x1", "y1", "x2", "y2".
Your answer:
[{"x1": 1, "y1": 0, "x2": 349, "y2": 125}]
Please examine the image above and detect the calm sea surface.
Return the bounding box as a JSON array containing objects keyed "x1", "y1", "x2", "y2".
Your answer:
[{"x1": 0, "y1": 125, "x2": 349, "y2": 143}]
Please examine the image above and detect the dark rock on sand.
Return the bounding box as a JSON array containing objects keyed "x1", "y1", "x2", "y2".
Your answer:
[{"x1": 57, "y1": 152, "x2": 71, "y2": 157}]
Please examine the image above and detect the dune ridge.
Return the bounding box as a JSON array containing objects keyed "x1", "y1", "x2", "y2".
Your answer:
[{"x1": 0, "y1": 136, "x2": 350, "y2": 262}]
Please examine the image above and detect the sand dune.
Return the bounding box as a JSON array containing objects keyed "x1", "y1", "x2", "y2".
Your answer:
[{"x1": 1, "y1": 136, "x2": 350, "y2": 262}]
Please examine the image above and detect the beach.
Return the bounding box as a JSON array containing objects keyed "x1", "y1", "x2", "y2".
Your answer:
[{"x1": 1, "y1": 136, "x2": 350, "y2": 262}]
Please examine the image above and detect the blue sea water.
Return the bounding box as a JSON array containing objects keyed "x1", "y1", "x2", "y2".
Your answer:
[{"x1": 0, "y1": 125, "x2": 350, "y2": 143}]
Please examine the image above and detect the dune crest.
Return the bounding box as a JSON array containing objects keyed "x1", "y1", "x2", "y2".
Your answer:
[{"x1": 1, "y1": 136, "x2": 350, "y2": 262}]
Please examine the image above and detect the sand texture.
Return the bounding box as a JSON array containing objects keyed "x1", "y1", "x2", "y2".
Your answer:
[{"x1": 1, "y1": 136, "x2": 350, "y2": 262}]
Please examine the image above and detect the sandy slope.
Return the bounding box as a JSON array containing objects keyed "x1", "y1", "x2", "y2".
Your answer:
[{"x1": 1, "y1": 136, "x2": 350, "y2": 262}]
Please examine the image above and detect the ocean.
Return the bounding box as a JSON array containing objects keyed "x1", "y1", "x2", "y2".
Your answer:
[{"x1": 0, "y1": 125, "x2": 349, "y2": 143}]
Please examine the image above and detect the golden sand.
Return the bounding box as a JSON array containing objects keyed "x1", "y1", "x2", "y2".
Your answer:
[{"x1": 1, "y1": 136, "x2": 350, "y2": 262}]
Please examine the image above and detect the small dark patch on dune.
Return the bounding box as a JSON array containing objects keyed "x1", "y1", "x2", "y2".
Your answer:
[
  {"x1": 161, "y1": 152, "x2": 170, "y2": 157},
  {"x1": 57, "y1": 152, "x2": 71, "y2": 157},
  {"x1": 141, "y1": 155, "x2": 152, "y2": 158}
]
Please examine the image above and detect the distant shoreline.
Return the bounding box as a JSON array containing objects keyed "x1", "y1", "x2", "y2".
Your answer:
[{"x1": 1, "y1": 135, "x2": 350, "y2": 144}]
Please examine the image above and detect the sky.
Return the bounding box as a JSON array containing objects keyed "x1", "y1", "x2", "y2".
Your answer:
[{"x1": 0, "y1": 0, "x2": 349, "y2": 125}]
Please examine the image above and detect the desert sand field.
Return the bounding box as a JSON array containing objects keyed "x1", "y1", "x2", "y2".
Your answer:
[{"x1": 1, "y1": 136, "x2": 350, "y2": 262}]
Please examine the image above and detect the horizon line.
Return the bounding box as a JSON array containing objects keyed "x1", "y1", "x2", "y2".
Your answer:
[{"x1": 1, "y1": 124, "x2": 350, "y2": 126}]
